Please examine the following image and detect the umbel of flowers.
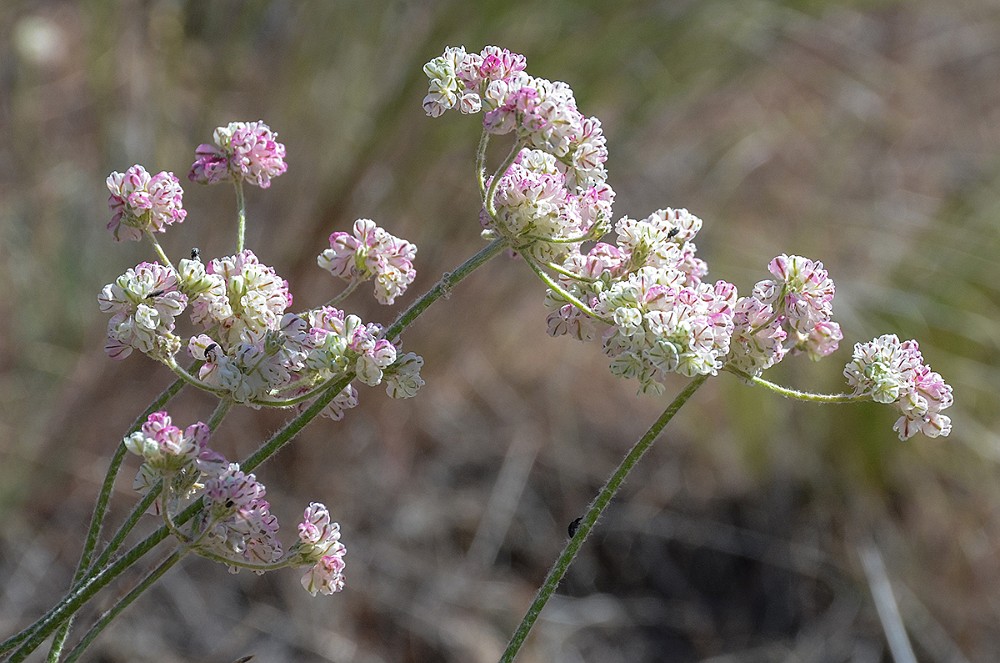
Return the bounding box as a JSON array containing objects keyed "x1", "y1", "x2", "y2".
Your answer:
[
  {"x1": 99, "y1": 120, "x2": 425, "y2": 593},
  {"x1": 422, "y1": 44, "x2": 952, "y2": 439},
  {"x1": 2, "y1": 44, "x2": 958, "y2": 663}
]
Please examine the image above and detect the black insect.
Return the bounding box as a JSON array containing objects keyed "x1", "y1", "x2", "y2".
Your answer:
[
  {"x1": 205, "y1": 343, "x2": 220, "y2": 362},
  {"x1": 568, "y1": 517, "x2": 583, "y2": 538},
  {"x1": 191, "y1": 247, "x2": 201, "y2": 260},
  {"x1": 667, "y1": 227, "x2": 680, "y2": 239}
]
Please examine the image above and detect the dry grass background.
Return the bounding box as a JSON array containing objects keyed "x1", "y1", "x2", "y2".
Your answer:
[{"x1": 1, "y1": 1, "x2": 998, "y2": 661}]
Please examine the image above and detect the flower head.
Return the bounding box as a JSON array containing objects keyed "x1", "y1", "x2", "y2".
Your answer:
[
  {"x1": 317, "y1": 219, "x2": 417, "y2": 305},
  {"x1": 201, "y1": 463, "x2": 283, "y2": 567},
  {"x1": 726, "y1": 254, "x2": 841, "y2": 375},
  {"x1": 845, "y1": 334, "x2": 953, "y2": 440},
  {"x1": 189, "y1": 121, "x2": 287, "y2": 188},
  {"x1": 99, "y1": 262, "x2": 187, "y2": 360},
  {"x1": 190, "y1": 250, "x2": 292, "y2": 348},
  {"x1": 107, "y1": 165, "x2": 186, "y2": 242}
]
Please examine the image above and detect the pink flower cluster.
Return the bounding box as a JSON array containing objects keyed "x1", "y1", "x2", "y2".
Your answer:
[
  {"x1": 189, "y1": 121, "x2": 287, "y2": 188},
  {"x1": 106, "y1": 165, "x2": 186, "y2": 242},
  {"x1": 485, "y1": 149, "x2": 614, "y2": 260},
  {"x1": 544, "y1": 208, "x2": 737, "y2": 394},
  {"x1": 727, "y1": 255, "x2": 843, "y2": 375},
  {"x1": 125, "y1": 412, "x2": 346, "y2": 590},
  {"x1": 845, "y1": 335, "x2": 953, "y2": 440},
  {"x1": 102, "y1": 251, "x2": 422, "y2": 412},
  {"x1": 317, "y1": 219, "x2": 417, "y2": 305},
  {"x1": 297, "y1": 502, "x2": 347, "y2": 595},
  {"x1": 203, "y1": 464, "x2": 282, "y2": 568},
  {"x1": 423, "y1": 46, "x2": 609, "y2": 189}
]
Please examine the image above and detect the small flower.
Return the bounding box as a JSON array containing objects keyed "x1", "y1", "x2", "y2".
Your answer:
[
  {"x1": 189, "y1": 121, "x2": 287, "y2": 188},
  {"x1": 125, "y1": 411, "x2": 211, "y2": 470},
  {"x1": 190, "y1": 250, "x2": 292, "y2": 348},
  {"x1": 317, "y1": 219, "x2": 417, "y2": 305},
  {"x1": 99, "y1": 262, "x2": 187, "y2": 360},
  {"x1": 300, "y1": 549, "x2": 347, "y2": 596},
  {"x1": 385, "y1": 352, "x2": 425, "y2": 399},
  {"x1": 726, "y1": 254, "x2": 841, "y2": 376},
  {"x1": 597, "y1": 267, "x2": 737, "y2": 393},
  {"x1": 106, "y1": 165, "x2": 186, "y2": 242},
  {"x1": 201, "y1": 463, "x2": 283, "y2": 567},
  {"x1": 844, "y1": 334, "x2": 953, "y2": 440}
]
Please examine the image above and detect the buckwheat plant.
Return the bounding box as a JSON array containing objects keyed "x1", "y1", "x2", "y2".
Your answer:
[{"x1": 1, "y1": 46, "x2": 952, "y2": 662}]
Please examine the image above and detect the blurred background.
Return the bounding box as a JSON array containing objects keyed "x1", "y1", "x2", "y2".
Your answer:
[{"x1": 1, "y1": 0, "x2": 998, "y2": 661}]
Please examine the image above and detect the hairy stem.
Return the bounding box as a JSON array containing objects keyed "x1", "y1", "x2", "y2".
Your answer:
[
  {"x1": 723, "y1": 366, "x2": 863, "y2": 403},
  {"x1": 500, "y1": 374, "x2": 709, "y2": 662}
]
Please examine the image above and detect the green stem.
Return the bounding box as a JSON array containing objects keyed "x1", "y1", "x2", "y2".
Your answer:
[
  {"x1": 62, "y1": 553, "x2": 182, "y2": 663},
  {"x1": 42, "y1": 375, "x2": 187, "y2": 661},
  {"x1": 723, "y1": 366, "x2": 863, "y2": 403},
  {"x1": 144, "y1": 229, "x2": 174, "y2": 271},
  {"x1": 324, "y1": 279, "x2": 361, "y2": 307},
  {"x1": 234, "y1": 180, "x2": 247, "y2": 253},
  {"x1": 545, "y1": 261, "x2": 598, "y2": 283},
  {"x1": 485, "y1": 142, "x2": 522, "y2": 221},
  {"x1": 500, "y1": 374, "x2": 709, "y2": 662},
  {"x1": 7, "y1": 234, "x2": 510, "y2": 661},
  {"x1": 163, "y1": 357, "x2": 228, "y2": 396},
  {"x1": 476, "y1": 129, "x2": 491, "y2": 200},
  {"x1": 522, "y1": 256, "x2": 608, "y2": 322}
]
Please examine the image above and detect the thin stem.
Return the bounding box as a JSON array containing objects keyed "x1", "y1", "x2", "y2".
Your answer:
[
  {"x1": 44, "y1": 375, "x2": 188, "y2": 661},
  {"x1": 324, "y1": 279, "x2": 361, "y2": 307},
  {"x1": 234, "y1": 179, "x2": 247, "y2": 253},
  {"x1": 8, "y1": 234, "x2": 511, "y2": 661},
  {"x1": 476, "y1": 129, "x2": 491, "y2": 200},
  {"x1": 500, "y1": 374, "x2": 709, "y2": 662},
  {"x1": 485, "y1": 142, "x2": 522, "y2": 221},
  {"x1": 207, "y1": 398, "x2": 233, "y2": 430},
  {"x1": 252, "y1": 374, "x2": 344, "y2": 408},
  {"x1": 61, "y1": 553, "x2": 182, "y2": 663},
  {"x1": 522, "y1": 256, "x2": 608, "y2": 322},
  {"x1": 545, "y1": 260, "x2": 598, "y2": 283},
  {"x1": 163, "y1": 357, "x2": 229, "y2": 396},
  {"x1": 144, "y1": 229, "x2": 174, "y2": 271},
  {"x1": 723, "y1": 365, "x2": 863, "y2": 403}
]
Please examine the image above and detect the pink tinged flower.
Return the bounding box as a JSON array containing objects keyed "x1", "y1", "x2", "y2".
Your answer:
[
  {"x1": 106, "y1": 165, "x2": 187, "y2": 242},
  {"x1": 195, "y1": 250, "x2": 292, "y2": 347},
  {"x1": 99, "y1": 262, "x2": 187, "y2": 360},
  {"x1": 317, "y1": 219, "x2": 417, "y2": 305},
  {"x1": 844, "y1": 334, "x2": 953, "y2": 440},
  {"x1": 803, "y1": 320, "x2": 843, "y2": 360},
  {"x1": 188, "y1": 121, "x2": 287, "y2": 188},
  {"x1": 188, "y1": 143, "x2": 229, "y2": 185},
  {"x1": 200, "y1": 463, "x2": 283, "y2": 566},
  {"x1": 301, "y1": 546, "x2": 347, "y2": 596}
]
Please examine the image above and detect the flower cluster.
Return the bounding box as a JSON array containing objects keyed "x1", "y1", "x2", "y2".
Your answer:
[
  {"x1": 318, "y1": 218, "x2": 417, "y2": 305},
  {"x1": 296, "y1": 502, "x2": 347, "y2": 595},
  {"x1": 189, "y1": 121, "x2": 288, "y2": 188},
  {"x1": 99, "y1": 261, "x2": 186, "y2": 360},
  {"x1": 106, "y1": 165, "x2": 186, "y2": 242},
  {"x1": 125, "y1": 412, "x2": 346, "y2": 590},
  {"x1": 542, "y1": 208, "x2": 737, "y2": 394},
  {"x1": 484, "y1": 148, "x2": 614, "y2": 260},
  {"x1": 845, "y1": 334, "x2": 953, "y2": 440},
  {"x1": 102, "y1": 163, "x2": 423, "y2": 414},
  {"x1": 727, "y1": 254, "x2": 843, "y2": 375}
]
